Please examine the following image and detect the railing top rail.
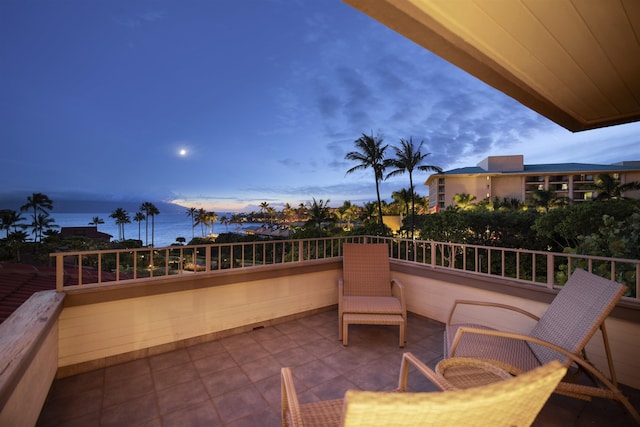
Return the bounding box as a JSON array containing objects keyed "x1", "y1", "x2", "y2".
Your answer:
[{"x1": 48, "y1": 235, "x2": 639, "y2": 300}]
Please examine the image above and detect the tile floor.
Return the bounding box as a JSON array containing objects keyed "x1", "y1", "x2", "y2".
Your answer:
[{"x1": 37, "y1": 309, "x2": 640, "y2": 426}]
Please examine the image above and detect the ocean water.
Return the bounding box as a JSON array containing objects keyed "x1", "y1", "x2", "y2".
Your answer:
[{"x1": 49, "y1": 212, "x2": 259, "y2": 247}]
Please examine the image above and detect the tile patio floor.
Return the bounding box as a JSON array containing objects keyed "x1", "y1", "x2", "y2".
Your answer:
[{"x1": 37, "y1": 309, "x2": 640, "y2": 426}]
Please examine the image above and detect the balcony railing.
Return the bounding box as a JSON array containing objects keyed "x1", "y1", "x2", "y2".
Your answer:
[{"x1": 50, "y1": 236, "x2": 640, "y2": 300}]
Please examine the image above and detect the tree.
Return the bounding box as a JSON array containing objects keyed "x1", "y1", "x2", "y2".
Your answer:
[
  {"x1": 109, "y1": 208, "x2": 130, "y2": 240},
  {"x1": 527, "y1": 188, "x2": 567, "y2": 213},
  {"x1": 20, "y1": 192, "x2": 53, "y2": 242},
  {"x1": 452, "y1": 193, "x2": 477, "y2": 211},
  {"x1": 306, "y1": 198, "x2": 333, "y2": 237},
  {"x1": 207, "y1": 211, "x2": 218, "y2": 236},
  {"x1": 391, "y1": 188, "x2": 412, "y2": 218},
  {"x1": 220, "y1": 215, "x2": 229, "y2": 232},
  {"x1": 139, "y1": 202, "x2": 159, "y2": 246},
  {"x1": 0, "y1": 209, "x2": 25, "y2": 238},
  {"x1": 589, "y1": 174, "x2": 640, "y2": 201},
  {"x1": 30, "y1": 212, "x2": 58, "y2": 243},
  {"x1": 259, "y1": 202, "x2": 270, "y2": 223},
  {"x1": 345, "y1": 133, "x2": 389, "y2": 235},
  {"x1": 386, "y1": 137, "x2": 442, "y2": 239},
  {"x1": 133, "y1": 212, "x2": 145, "y2": 241},
  {"x1": 88, "y1": 216, "x2": 104, "y2": 226},
  {"x1": 186, "y1": 207, "x2": 197, "y2": 239},
  {"x1": 337, "y1": 201, "x2": 359, "y2": 231},
  {"x1": 194, "y1": 208, "x2": 217, "y2": 237}
]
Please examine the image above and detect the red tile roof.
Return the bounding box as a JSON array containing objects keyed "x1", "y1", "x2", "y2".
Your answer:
[{"x1": 0, "y1": 263, "x2": 57, "y2": 323}]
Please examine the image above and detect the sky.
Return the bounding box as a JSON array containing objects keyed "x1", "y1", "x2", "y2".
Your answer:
[{"x1": 2, "y1": 0, "x2": 640, "y2": 213}]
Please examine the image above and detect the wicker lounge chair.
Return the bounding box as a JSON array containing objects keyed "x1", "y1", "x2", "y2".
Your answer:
[
  {"x1": 445, "y1": 268, "x2": 640, "y2": 423},
  {"x1": 281, "y1": 352, "x2": 567, "y2": 427},
  {"x1": 338, "y1": 243, "x2": 406, "y2": 346}
]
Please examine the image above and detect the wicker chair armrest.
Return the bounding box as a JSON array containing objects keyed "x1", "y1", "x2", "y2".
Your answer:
[
  {"x1": 396, "y1": 352, "x2": 456, "y2": 392},
  {"x1": 391, "y1": 278, "x2": 406, "y2": 308},
  {"x1": 447, "y1": 300, "x2": 540, "y2": 325},
  {"x1": 450, "y1": 327, "x2": 611, "y2": 386},
  {"x1": 338, "y1": 278, "x2": 344, "y2": 308},
  {"x1": 281, "y1": 367, "x2": 303, "y2": 427}
]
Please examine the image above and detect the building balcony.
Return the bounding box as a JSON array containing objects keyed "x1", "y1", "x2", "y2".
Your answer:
[{"x1": 2, "y1": 237, "x2": 640, "y2": 426}]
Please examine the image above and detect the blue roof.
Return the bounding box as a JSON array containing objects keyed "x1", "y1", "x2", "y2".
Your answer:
[{"x1": 442, "y1": 162, "x2": 640, "y2": 175}]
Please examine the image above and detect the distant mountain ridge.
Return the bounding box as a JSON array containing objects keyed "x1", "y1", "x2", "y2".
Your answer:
[{"x1": 0, "y1": 194, "x2": 187, "y2": 215}]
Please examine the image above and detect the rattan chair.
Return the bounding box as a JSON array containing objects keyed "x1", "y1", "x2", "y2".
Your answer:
[
  {"x1": 445, "y1": 268, "x2": 640, "y2": 423},
  {"x1": 281, "y1": 352, "x2": 566, "y2": 427},
  {"x1": 338, "y1": 243, "x2": 406, "y2": 346}
]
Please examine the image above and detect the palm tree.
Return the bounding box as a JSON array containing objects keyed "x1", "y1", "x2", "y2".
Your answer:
[
  {"x1": 453, "y1": 193, "x2": 478, "y2": 211},
  {"x1": 30, "y1": 212, "x2": 58, "y2": 243},
  {"x1": 0, "y1": 209, "x2": 25, "y2": 238},
  {"x1": 589, "y1": 174, "x2": 640, "y2": 200},
  {"x1": 337, "y1": 201, "x2": 359, "y2": 231},
  {"x1": 133, "y1": 212, "x2": 145, "y2": 241},
  {"x1": 386, "y1": 138, "x2": 442, "y2": 239},
  {"x1": 220, "y1": 215, "x2": 229, "y2": 232},
  {"x1": 186, "y1": 207, "x2": 197, "y2": 239},
  {"x1": 194, "y1": 208, "x2": 208, "y2": 237},
  {"x1": 206, "y1": 211, "x2": 218, "y2": 236},
  {"x1": 306, "y1": 198, "x2": 332, "y2": 237},
  {"x1": 259, "y1": 202, "x2": 270, "y2": 223},
  {"x1": 109, "y1": 208, "x2": 130, "y2": 240},
  {"x1": 20, "y1": 192, "x2": 53, "y2": 242},
  {"x1": 345, "y1": 133, "x2": 389, "y2": 235},
  {"x1": 88, "y1": 216, "x2": 104, "y2": 226},
  {"x1": 391, "y1": 188, "x2": 412, "y2": 218},
  {"x1": 139, "y1": 202, "x2": 159, "y2": 246},
  {"x1": 528, "y1": 189, "x2": 557, "y2": 213}
]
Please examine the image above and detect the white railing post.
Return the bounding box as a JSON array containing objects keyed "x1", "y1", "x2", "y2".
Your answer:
[
  {"x1": 55, "y1": 254, "x2": 64, "y2": 291},
  {"x1": 547, "y1": 253, "x2": 555, "y2": 288}
]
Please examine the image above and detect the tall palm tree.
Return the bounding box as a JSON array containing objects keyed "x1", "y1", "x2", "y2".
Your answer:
[
  {"x1": 259, "y1": 202, "x2": 270, "y2": 223},
  {"x1": 220, "y1": 215, "x2": 229, "y2": 232},
  {"x1": 88, "y1": 216, "x2": 104, "y2": 226},
  {"x1": 139, "y1": 202, "x2": 159, "y2": 246},
  {"x1": 206, "y1": 211, "x2": 218, "y2": 236},
  {"x1": 306, "y1": 198, "x2": 332, "y2": 237},
  {"x1": 186, "y1": 207, "x2": 197, "y2": 239},
  {"x1": 386, "y1": 138, "x2": 442, "y2": 239},
  {"x1": 109, "y1": 208, "x2": 130, "y2": 240},
  {"x1": 345, "y1": 133, "x2": 389, "y2": 235},
  {"x1": 589, "y1": 174, "x2": 640, "y2": 200},
  {"x1": 133, "y1": 212, "x2": 146, "y2": 241},
  {"x1": 194, "y1": 208, "x2": 208, "y2": 237},
  {"x1": 20, "y1": 192, "x2": 53, "y2": 242}
]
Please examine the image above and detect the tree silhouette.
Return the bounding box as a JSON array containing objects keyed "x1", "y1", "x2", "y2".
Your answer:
[
  {"x1": 140, "y1": 202, "x2": 159, "y2": 246},
  {"x1": 186, "y1": 207, "x2": 197, "y2": 239},
  {"x1": 20, "y1": 192, "x2": 53, "y2": 242},
  {"x1": 345, "y1": 133, "x2": 389, "y2": 235},
  {"x1": 109, "y1": 208, "x2": 130, "y2": 240},
  {"x1": 386, "y1": 138, "x2": 442, "y2": 239},
  {"x1": 133, "y1": 212, "x2": 145, "y2": 241}
]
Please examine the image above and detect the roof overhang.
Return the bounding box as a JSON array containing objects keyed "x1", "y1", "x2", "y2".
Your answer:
[{"x1": 343, "y1": 0, "x2": 640, "y2": 132}]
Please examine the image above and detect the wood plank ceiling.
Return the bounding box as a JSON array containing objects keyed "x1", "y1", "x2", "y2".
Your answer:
[{"x1": 343, "y1": 0, "x2": 640, "y2": 132}]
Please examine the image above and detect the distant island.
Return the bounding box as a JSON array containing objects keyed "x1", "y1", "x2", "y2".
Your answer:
[{"x1": 0, "y1": 193, "x2": 187, "y2": 214}]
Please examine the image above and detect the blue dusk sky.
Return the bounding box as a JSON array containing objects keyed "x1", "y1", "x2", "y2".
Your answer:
[{"x1": 2, "y1": 0, "x2": 639, "y2": 212}]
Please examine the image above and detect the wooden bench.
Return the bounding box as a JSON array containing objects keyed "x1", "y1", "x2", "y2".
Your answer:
[{"x1": 342, "y1": 313, "x2": 405, "y2": 347}]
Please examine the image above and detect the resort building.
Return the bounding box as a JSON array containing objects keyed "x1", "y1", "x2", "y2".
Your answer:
[
  {"x1": 426, "y1": 155, "x2": 640, "y2": 212},
  {"x1": 2, "y1": 2, "x2": 640, "y2": 426}
]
